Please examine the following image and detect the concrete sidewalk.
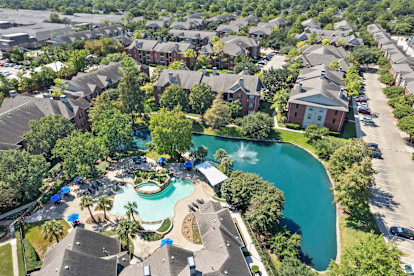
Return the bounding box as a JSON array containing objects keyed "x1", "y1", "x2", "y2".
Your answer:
[
  {"x1": 231, "y1": 211, "x2": 269, "y2": 276},
  {"x1": 0, "y1": 201, "x2": 35, "y2": 221}
]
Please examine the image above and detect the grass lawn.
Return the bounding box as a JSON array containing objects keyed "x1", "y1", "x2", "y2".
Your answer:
[
  {"x1": 340, "y1": 121, "x2": 357, "y2": 139},
  {"x1": 157, "y1": 218, "x2": 171, "y2": 233},
  {"x1": 339, "y1": 204, "x2": 380, "y2": 251},
  {"x1": 14, "y1": 225, "x2": 26, "y2": 276},
  {"x1": 141, "y1": 150, "x2": 170, "y2": 161},
  {"x1": 186, "y1": 113, "x2": 201, "y2": 118},
  {"x1": 100, "y1": 230, "x2": 117, "y2": 237},
  {"x1": 0, "y1": 243, "x2": 13, "y2": 276},
  {"x1": 23, "y1": 219, "x2": 71, "y2": 259}
]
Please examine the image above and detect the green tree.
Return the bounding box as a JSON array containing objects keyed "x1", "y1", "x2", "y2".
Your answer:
[
  {"x1": 227, "y1": 100, "x2": 242, "y2": 118},
  {"x1": 213, "y1": 148, "x2": 226, "y2": 161},
  {"x1": 240, "y1": 112, "x2": 274, "y2": 139},
  {"x1": 393, "y1": 104, "x2": 413, "y2": 119},
  {"x1": 69, "y1": 49, "x2": 87, "y2": 72},
  {"x1": 50, "y1": 78, "x2": 68, "y2": 98},
  {"x1": 49, "y1": 12, "x2": 62, "y2": 23},
  {"x1": 329, "y1": 60, "x2": 340, "y2": 71},
  {"x1": 149, "y1": 107, "x2": 193, "y2": 159},
  {"x1": 97, "y1": 195, "x2": 113, "y2": 219},
  {"x1": 189, "y1": 83, "x2": 213, "y2": 115},
  {"x1": 124, "y1": 201, "x2": 139, "y2": 221},
  {"x1": 80, "y1": 195, "x2": 96, "y2": 223},
  {"x1": 304, "y1": 124, "x2": 330, "y2": 141},
  {"x1": 397, "y1": 115, "x2": 414, "y2": 139},
  {"x1": 378, "y1": 73, "x2": 394, "y2": 85},
  {"x1": 88, "y1": 90, "x2": 122, "y2": 124},
  {"x1": 183, "y1": 49, "x2": 197, "y2": 68},
  {"x1": 327, "y1": 232, "x2": 405, "y2": 275},
  {"x1": 117, "y1": 57, "x2": 145, "y2": 123},
  {"x1": 312, "y1": 137, "x2": 345, "y2": 160},
  {"x1": 351, "y1": 47, "x2": 379, "y2": 65},
  {"x1": 53, "y1": 131, "x2": 107, "y2": 178},
  {"x1": 24, "y1": 115, "x2": 75, "y2": 158},
  {"x1": 204, "y1": 92, "x2": 231, "y2": 129},
  {"x1": 41, "y1": 220, "x2": 63, "y2": 243},
  {"x1": 160, "y1": 84, "x2": 187, "y2": 111},
  {"x1": 321, "y1": 39, "x2": 330, "y2": 45},
  {"x1": 233, "y1": 56, "x2": 261, "y2": 75},
  {"x1": 191, "y1": 145, "x2": 208, "y2": 162},
  {"x1": 0, "y1": 150, "x2": 48, "y2": 208},
  {"x1": 92, "y1": 110, "x2": 132, "y2": 155},
  {"x1": 279, "y1": 257, "x2": 317, "y2": 276},
  {"x1": 168, "y1": 61, "x2": 183, "y2": 69},
  {"x1": 116, "y1": 219, "x2": 138, "y2": 253},
  {"x1": 308, "y1": 33, "x2": 318, "y2": 45},
  {"x1": 219, "y1": 156, "x2": 233, "y2": 175},
  {"x1": 196, "y1": 54, "x2": 210, "y2": 69},
  {"x1": 270, "y1": 230, "x2": 302, "y2": 260},
  {"x1": 384, "y1": 86, "x2": 405, "y2": 99}
]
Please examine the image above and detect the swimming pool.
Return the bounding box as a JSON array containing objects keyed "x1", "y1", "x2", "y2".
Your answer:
[{"x1": 111, "y1": 179, "x2": 194, "y2": 222}]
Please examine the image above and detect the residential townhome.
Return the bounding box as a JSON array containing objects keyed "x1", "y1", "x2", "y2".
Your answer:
[
  {"x1": 127, "y1": 38, "x2": 196, "y2": 67},
  {"x1": 199, "y1": 35, "x2": 260, "y2": 70},
  {"x1": 248, "y1": 17, "x2": 289, "y2": 40},
  {"x1": 207, "y1": 14, "x2": 236, "y2": 24},
  {"x1": 63, "y1": 61, "x2": 148, "y2": 102},
  {"x1": 287, "y1": 64, "x2": 349, "y2": 132},
  {"x1": 216, "y1": 21, "x2": 246, "y2": 37},
  {"x1": 145, "y1": 19, "x2": 169, "y2": 31},
  {"x1": 185, "y1": 13, "x2": 208, "y2": 20},
  {"x1": 170, "y1": 18, "x2": 206, "y2": 30},
  {"x1": 153, "y1": 67, "x2": 262, "y2": 115},
  {"x1": 0, "y1": 92, "x2": 91, "y2": 152},
  {"x1": 298, "y1": 44, "x2": 351, "y2": 71},
  {"x1": 301, "y1": 18, "x2": 320, "y2": 28},
  {"x1": 296, "y1": 27, "x2": 363, "y2": 48},
  {"x1": 169, "y1": 29, "x2": 217, "y2": 48},
  {"x1": 333, "y1": 20, "x2": 356, "y2": 31}
]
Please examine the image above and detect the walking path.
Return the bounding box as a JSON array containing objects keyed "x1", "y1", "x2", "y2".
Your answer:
[
  {"x1": 232, "y1": 211, "x2": 269, "y2": 276},
  {"x1": 11, "y1": 238, "x2": 18, "y2": 276}
]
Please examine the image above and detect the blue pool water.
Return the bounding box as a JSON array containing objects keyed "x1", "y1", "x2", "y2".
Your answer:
[
  {"x1": 192, "y1": 134, "x2": 337, "y2": 271},
  {"x1": 111, "y1": 179, "x2": 194, "y2": 222},
  {"x1": 132, "y1": 127, "x2": 151, "y2": 150}
]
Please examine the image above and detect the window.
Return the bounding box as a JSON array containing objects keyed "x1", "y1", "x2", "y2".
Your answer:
[
  {"x1": 317, "y1": 116, "x2": 322, "y2": 121},
  {"x1": 333, "y1": 119, "x2": 336, "y2": 124},
  {"x1": 294, "y1": 112, "x2": 297, "y2": 117},
  {"x1": 309, "y1": 107, "x2": 313, "y2": 111},
  {"x1": 157, "y1": 86, "x2": 162, "y2": 91},
  {"x1": 81, "y1": 122, "x2": 85, "y2": 127},
  {"x1": 296, "y1": 104, "x2": 299, "y2": 108},
  {"x1": 248, "y1": 103, "x2": 255, "y2": 108},
  {"x1": 157, "y1": 94, "x2": 162, "y2": 98},
  {"x1": 335, "y1": 110, "x2": 338, "y2": 115},
  {"x1": 249, "y1": 95, "x2": 255, "y2": 100},
  {"x1": 134, "y1": 49, "x2": 136, "y2": 53},
  {"x1": 79, "y1": 113, "x2": 83, "y2": 118},
  {"x1": 319, "y1": 109, "x2": 323, "y2": 113},
  {"x1": 248, "y1": 110, "x2": 253, "y2": 114},
  {"x1": 307, "y1": 115, "x2": 311, "y2": 120},
  {"x1": 238, "y1": 94, "x2": 242, "y2": 99}
]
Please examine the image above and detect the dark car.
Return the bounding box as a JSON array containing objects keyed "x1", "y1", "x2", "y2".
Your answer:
[
  {"x1": 370, "y1": 150, "x2": 382, "y2": 158},
  {"x1": 390, "y1": 226, "x2": 414, "y2": 240},
  {"x1": 368, "y1": 143, "x2": 379, "y2": 149},
  {"x1": 356, "y1": 97, "x2": 367, "y2": 102}
]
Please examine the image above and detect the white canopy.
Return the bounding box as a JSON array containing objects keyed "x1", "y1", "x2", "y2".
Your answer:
[{"x1": 195, "y1": 162, "x2": 228, "y2": 187}]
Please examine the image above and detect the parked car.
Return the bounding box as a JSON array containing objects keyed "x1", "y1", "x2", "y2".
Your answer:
[
  {"x1": 367, "y1": 143, "x2": 379, "y2": 149},
  {"x1": 361, "y1": 117, "x2": 374, "y2": 124},
  {"x1": 357, "y1": 102, "x2": 369, "y2": 108},
  {"x1": 401, "y1": 264, "x2": 414, "y2": 276},
  {"x1": 390, "y1": 226, "x2": 414, "y2": 240},
  {"x1": 356, "y1": 95, "x2": 367, "y2": 102},
  {"x1": 370, "y1": 150, "x2": 382, "y2": 158},
  {"x1": 358, "y1": 107, "x2": 371, "y2": 115}
]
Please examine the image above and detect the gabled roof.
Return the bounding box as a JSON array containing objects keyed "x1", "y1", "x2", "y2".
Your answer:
[
  {"x1": 216, "y1": 23, "x2": 240, "y2": 33},
  {"x1": 170, "y1": 18, "x2": 205, "y2": 30},
  {"x1": 248, "y1": 25, "x2": 272, "y2": 36},
  {"x1": 301, "y1": 18, "x2": 320, "y2": 28},
  {"x1": 221, "y1": 35, "x2": 258, "y2": 48},
  {"x1": 289, "y1": 64, "x2": 348, "y2": 112},
  {"x1": 334, "y1": 20, "x2": 356, "y2": 30},
  {"x1": 127, "y1": 39, "x2": 194, "y2": 54},
  {"x1": 0, "y1": 95, "x2": 90, "y2": 149},
  {"x1": 169, "y1": 29, "x2": 217, "y2": 41},
  {"x1": 299, "y1": 45, "x2": 351, "y2": 70},
  {"x1": 296, "y1": 27, "x2": 363, "y2": 46},
  {"x1": 207, "y1": 14, "x2": 236, "y2": 23}
]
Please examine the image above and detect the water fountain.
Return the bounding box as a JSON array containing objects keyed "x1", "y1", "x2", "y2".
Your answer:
[{"x1": 229, "y1": 142, "x2": 259, "y2": 164}]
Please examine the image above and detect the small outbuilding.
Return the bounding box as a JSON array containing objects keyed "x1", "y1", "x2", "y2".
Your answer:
[{"x1": 195, "y1": 162, "x2": 228, "y2": 192}]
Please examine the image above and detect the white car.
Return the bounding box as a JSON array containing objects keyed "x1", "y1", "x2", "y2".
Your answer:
[
  {"x1": 357, "y1": 102, "x2": 369, "y2": 108},
  {"x1": 361, "y1": 117, "x2": 374, "y2": 124}
]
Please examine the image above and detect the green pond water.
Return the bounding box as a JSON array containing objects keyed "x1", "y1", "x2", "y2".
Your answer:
[{"x1": 192, "y1": 134, "x2": 337, "y2": 270}]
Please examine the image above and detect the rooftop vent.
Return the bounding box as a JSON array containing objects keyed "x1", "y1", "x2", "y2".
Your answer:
[
  {"x1": 171, "y1": 256, "x2": 175, "y2": 260},
  {"x1": 143, "y1": 265, "x2": 151, "y2": 276},
  {"x1": 64, "y1": 266, "x2": 69, "y2": 270},
  {"x1": 187, "y1": 256, "x2": 196, "y2": 269},
  {"x1": 76, "y1": 242, "x2": 80, "y2": 246}
]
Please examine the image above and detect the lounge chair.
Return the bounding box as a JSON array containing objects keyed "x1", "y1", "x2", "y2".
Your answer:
[{"x1": 192, "y1": 202, "x2": 198, "y2": 208}]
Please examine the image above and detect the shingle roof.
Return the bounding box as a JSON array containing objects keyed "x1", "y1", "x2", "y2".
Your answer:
[
  {"x1": 207, "y1": 14, "x2": 236, "y2": 23},
  {"x1": 0, "y1": 95, "x2": 90, "y2": 149},
  {"x1": 334, "y1": 20, "x2": 356, "y2": 30},
  {"x1": 154, "y1": 69, "x2": 262, "y2": 96},
  {"x1": 127, "y1": 39, "x2": 194, "y2": 54},
  {"x1": 289, "y1": 64, "x2": 348, "y2": 112},
  {"x1": 301, "y1": 18, "x2": 320, "y2": 28},
  {"x1": 296, "y1": 27, "x2": 363, "y2": 47},
  {"x1": 169, "y1": 29, "x2": 217, "y2": 41},
  {"x1": 170, "y1": 18, "x2": 205, "y2": 30},
  {"x1": 0, "y1": 22, "x2": 72, "y2": 41},
  {"x1": 299, "y1": 44, "x2": 351, "y2": 70}
]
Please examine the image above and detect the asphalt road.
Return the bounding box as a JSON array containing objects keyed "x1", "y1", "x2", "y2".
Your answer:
[{"x1": 358, "y1": 67, "x2": 414, "y2": 264}]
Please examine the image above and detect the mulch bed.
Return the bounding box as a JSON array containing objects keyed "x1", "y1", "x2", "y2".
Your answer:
[
  {"x1": 182, "y1": 213, "x2": 201, "y2": 244},
  {"x1": 85, "y1": 213, "x2": 108, "y2": 224}
]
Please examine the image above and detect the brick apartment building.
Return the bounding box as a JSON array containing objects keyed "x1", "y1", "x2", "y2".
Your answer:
[{"x1": 153, "y1": 67, "x2": 262, "y2": 115}]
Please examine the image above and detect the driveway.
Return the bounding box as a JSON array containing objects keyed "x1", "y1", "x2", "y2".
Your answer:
[{"x1": 358, "y1": 67, "x2": 414, "y2": 263}]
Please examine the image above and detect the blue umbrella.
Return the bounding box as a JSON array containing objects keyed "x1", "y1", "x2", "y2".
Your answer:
[
  {"x1": 74, "y1": 177, "x2": 79, "y2": 182},
  {"x1": 160, "y1": 238, "x2": 173, "y2": 247},
  {"x1": 183, "y1": 162, "x2": 192, "y2": 168},
  {"x1": 60, "y1": 186, "x2": 71, "y2": 194},
  {"x1": 50, "y1": 194, "x2": 61, "y2": 203},
  {"x1": 158, "y1": 157, "x2": 166, "y2": 163},
  {"x1": 67, "y1": 213, "x2": 79, "y2": 222}
]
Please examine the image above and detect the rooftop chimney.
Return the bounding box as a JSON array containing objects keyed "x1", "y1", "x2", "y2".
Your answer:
[
  {"x1": 9, "y1": 90, "x2": 17, "y2": 98},
  {"x1": 316, "y1": 25, "x2": 319, "y2": 29},
  {"x1": 213, "y1": 67, "x2": 217, "y2": 75},
  {"x1": 163, "y1": 37, "x2": 167, "y2": 42},
  {"x1": 244, "y1": 66, "x2": 249, "y2": 75},
  {"x1": 340, "y1": 27, "x2": 344, "y2": 31},
  {"x1": 306, "y1": 63, "x2": 310, "y2": 68},
  {"x1": 321, "y1": 69, "x2": 326, "y2": 79},
  {"x1": 143, "y1": 265, "x2": 151, "y2": 276},
  {"x1": 341, "y1": 32, "x2": 345, "y2": 37},
  {"x1": 187, "y1": 256, "x2": 196, "y2": 269},
  {"x1": 180, "y1": 62, "x2": 184, "y2": 70},
  {"x1": 202, "y1": 66, "x2": 206, "y2": 75},
  {"x1": 157, "y1": 37, "x2": 161, "y2": 43},
  {"x1": 239, "y1": 77, "x2": 244, "y2": 86},
  {"x1": 339, "y1": 66, "x2": 342, "y2": 72},
  {"x1": 340, "y1": 88, "x2": 344, "y2": 98},
  {"x1": 299, "y1": 82, "x2": 303, "y2": 92}
]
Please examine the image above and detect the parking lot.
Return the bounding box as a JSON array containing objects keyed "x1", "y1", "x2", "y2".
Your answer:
[
  {"x1": 258, "y1": 50, "x2": 286, "y2": 71},
  {"x1": 0, "y1": 64, "x2": 27, "y2": 79},
  {"x1": 356, "y1": 67, "x2": 414, "y2": 263}
]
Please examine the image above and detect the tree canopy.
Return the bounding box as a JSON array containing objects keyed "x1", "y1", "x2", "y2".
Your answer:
[
  {"x1": 188, "y1": 83, "x2": 213, "y2": 114},
  {"x1": 204, "y1": 92, "x2": 231, "y2": 129},
  {"x1": 160, "y1": 84, "x2": 188, "y2": 111},
  {"x1": 240, "y1": 112, "x2": 274, "y2": 139}
]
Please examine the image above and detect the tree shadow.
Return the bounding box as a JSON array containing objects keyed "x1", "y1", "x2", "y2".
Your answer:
[
  {"x1": 370, "y1": 187, "x2": 399, "y2": 211},
  {"x1": 343, "y1": 203, "x2": 381, "y2": 234},
  {"x1": 268, "y1": 129, "x2": 281, "y2": 140}
]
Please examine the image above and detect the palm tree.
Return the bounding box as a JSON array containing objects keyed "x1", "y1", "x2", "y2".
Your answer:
[
  {"x1": 214, "y1": 149, "x2": 227, "y2": 163},
  {"x1": 219, "y1": 156, "x2": 233, "y2": 175},
  {"x1": 116, "y1": 219, "x2": 138, "y2": 253},
  {"x1": 80, "y1": 195, "x2": 96, "y2": 223},
  {"x1": 97, "y1": 195, "x2": 113, "y2": 219},
  {"x1": 124, "y1": 201, "x2": 138, "y2": 222},
  {"x1": 41, "y1": 220, "x2": 63, "y2": 243}
]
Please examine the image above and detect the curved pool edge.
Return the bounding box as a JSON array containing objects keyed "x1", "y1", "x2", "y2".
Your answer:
[{"x1": 192, "y1": 131, "x2": 341, "y2": 271}]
